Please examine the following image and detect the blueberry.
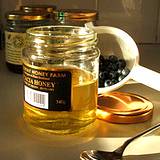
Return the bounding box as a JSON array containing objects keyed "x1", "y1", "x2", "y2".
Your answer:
[
  {"x1": 111, "y1": 79, "x2": 118, "y2": 85},
  {"x1": 99, "y1": 71, "x2": 109, "y2": 80},
  {"x1": 117, "y1": 59, "x2": 126, "y2": 69},
  {"x1": 112, "y1": 63, "x2": 119, "y2": 71},
  {"x1": 99, "y1": 61, "x2": 105, "y2": 71},
  {"x1": 100, "y1": 55, "x2": 105, "y2": 63},
  {"x1": 99, "y1": 78, "x2": 105, "y2": 88},
  {"x1": 122, "y1": 68, "x2": 130, "y2": 76},
  {"x1": 108, "y1": 70, "x2": 118, "y2": 79},
  {"x1": 108, "y1": 55, "x2": 118, "y2": 62},
  {"x1": 118, "y1": 75, "x2": 126, "y2": 82},
  {"x1": 117, "y1": 68, "x2": 123, "y2": 74},
  {"x1": 104, "y1": 58, "x2": 110, "y2": 68},
  {"x1": 108, "y1": 62, "x2": 118, "y2": 71},
  {"x1": 104, "y1": 79, "x2": 112, "y2": 87}
]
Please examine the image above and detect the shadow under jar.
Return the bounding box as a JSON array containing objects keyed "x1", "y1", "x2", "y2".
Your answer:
[{"x1": 22, "y1": 26, "x2": 100, "y2": 134}]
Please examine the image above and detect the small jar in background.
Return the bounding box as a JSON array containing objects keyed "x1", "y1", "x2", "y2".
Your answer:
[
  {"x1": 54, "y1": 9, "x2": 98, "y2": 26},
  {"x1": 5, "y1": 10, "x2": 52, "y2": 74},
  {"x1": 22, "y1": 25, "x2": 100, "y2": 134}
]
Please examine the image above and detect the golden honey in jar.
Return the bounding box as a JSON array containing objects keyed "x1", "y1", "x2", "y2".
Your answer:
[{"x1": 22, "y1": 26, "x2": 100, "y2": 134}]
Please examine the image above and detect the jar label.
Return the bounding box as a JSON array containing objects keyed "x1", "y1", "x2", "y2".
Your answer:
[
  {"x1": 23, "y1": 63, "x2": 72, "y2": 111},
  {"x1": 5, "y1": 31, "x2": 26, "y2": 65}
]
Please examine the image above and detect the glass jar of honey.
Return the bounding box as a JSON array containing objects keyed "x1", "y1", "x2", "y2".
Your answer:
[{"x1": 22, "y1": 25, "x2": 100, "y2": 134}]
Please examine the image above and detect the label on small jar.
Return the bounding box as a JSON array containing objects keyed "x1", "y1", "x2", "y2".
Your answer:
[
  {"x1": 23, "y1": 63, "x2": 72, "y2": 111},
  {"x1": 5, "y1": 31, "x2": 26, "y2": 65}
]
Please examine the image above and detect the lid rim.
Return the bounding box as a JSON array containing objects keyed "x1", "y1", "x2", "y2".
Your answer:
[
  {"x1": 6, "y1": 11, "x2": 50, "y2": 20},
  {"x1": 54, "y1": 9, "x2": 98, "y2": 20},
  {"x1": 97, "y1": 91, "x2": 153, "y2": 124}
]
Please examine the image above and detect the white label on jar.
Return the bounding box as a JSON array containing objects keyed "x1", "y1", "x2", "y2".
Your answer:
[
  {"x1": 5, "y1": 31, "x2": 26, "y2": 65},
  {"x1": 24, "y1": 85, "x2": 49, "y2": 110}
]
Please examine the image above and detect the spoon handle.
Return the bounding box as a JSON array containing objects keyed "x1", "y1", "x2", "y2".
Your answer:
[{"x1": 114, "y1": 123, "x2": 160, "y2": 156}]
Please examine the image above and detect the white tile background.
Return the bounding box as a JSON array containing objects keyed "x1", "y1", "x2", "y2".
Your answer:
[{"x1": 1, "y1": 0, "x2": 160, "y2": 44}]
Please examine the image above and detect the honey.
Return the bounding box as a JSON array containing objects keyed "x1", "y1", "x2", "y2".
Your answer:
[{"x1": 23, "y1": 67, "x2": 97, "y2": 134}]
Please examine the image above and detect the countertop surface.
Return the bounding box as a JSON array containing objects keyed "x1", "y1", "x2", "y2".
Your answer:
[{"x1": 0, "y1": 45, "x2": 160, "y2": 160}]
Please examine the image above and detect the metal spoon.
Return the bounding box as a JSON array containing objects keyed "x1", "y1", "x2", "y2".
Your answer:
[{"x1": 80, "y1": 123, "x2": 160, "y2": 160}]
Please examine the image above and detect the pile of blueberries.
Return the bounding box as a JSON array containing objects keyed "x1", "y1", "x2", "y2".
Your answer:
[{"x1": 99, "y1": 55, "x2": 130, "y2": 88}]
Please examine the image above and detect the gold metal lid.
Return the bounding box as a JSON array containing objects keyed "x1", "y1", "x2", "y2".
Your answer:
[
  {"x1": 97, "y1": 92, "x2": 153, "y2": 123},
  {"x1": 6, "y1": 10, "x2": 50, "y2": 21},
  {"x1": 20, "y1": 4, "x2": 57, "y2": 13},
  {"x1": 55, "y1": 9, "x2": 98, "y2": 21}
]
